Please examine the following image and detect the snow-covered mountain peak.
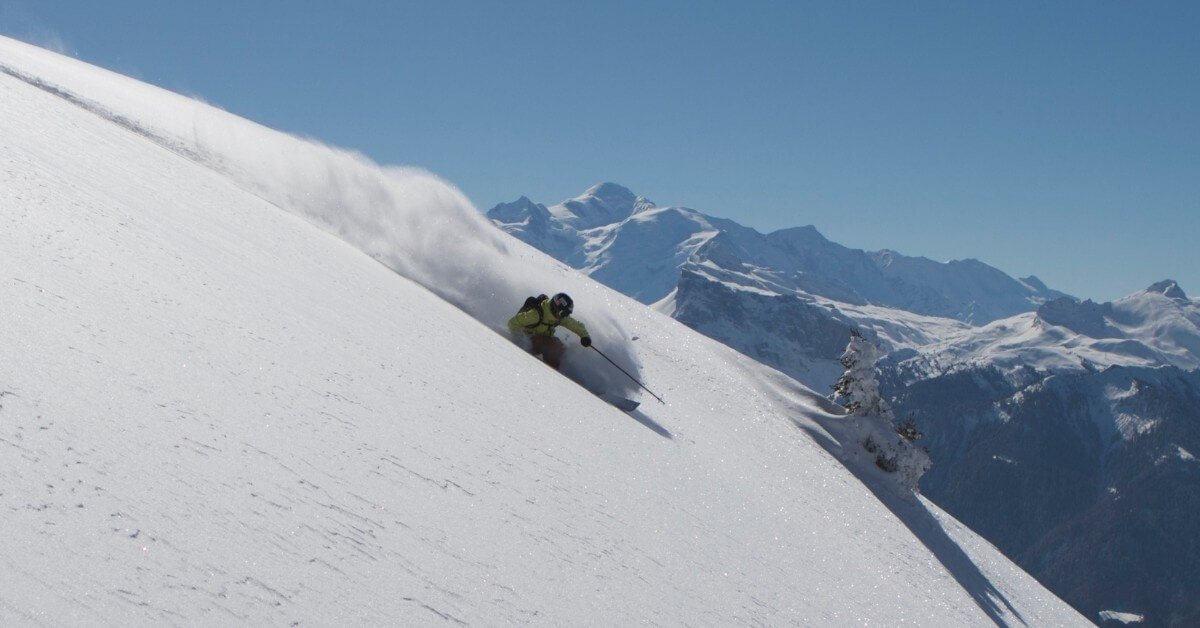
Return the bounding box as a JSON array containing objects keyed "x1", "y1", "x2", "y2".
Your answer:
[
  {"x1": 1112, "y1": 281, "x2": 1196, "y2": 323},
  {"x1": 1036, "y1": 297, "x2": 1116, "y2": 338},
  {"x1": 549, "y1": 181, "x2": 655, "y2": 229},
  {"x1": 874, "y1": 248, "x2": 902, "y2": 267},
  {"x1": 486, "y1": 194, "x2": 545, "y2": 223},
  {"x1": 1145, "y1": 279, "x2": 1188, "y2": 301},
  {"x1": 1020, "y1": 275, "x2": 1052, "y2": 293},
  {"x1": 764, "y1": 224, "x2": 833, "y2": 251},
  {"x1": 582, "y1": 181, "x2": 652, "y2": 209}
]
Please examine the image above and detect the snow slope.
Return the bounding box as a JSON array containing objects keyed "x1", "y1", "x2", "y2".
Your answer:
[{"x1": 0, "y1": 36, "x2": 1085, "y2": 626}]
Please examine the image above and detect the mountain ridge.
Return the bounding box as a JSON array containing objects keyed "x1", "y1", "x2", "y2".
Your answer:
[
  {"x1": 487, "y1": 182, "x2": 1070, "y2": 325},
  {"x1": 900, "y1": 280, "x2": 1200, "y2": 377}
]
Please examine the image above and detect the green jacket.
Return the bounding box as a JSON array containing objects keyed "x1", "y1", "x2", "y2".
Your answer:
[{"x1": 508, "y1": 299, "x2": 590, "y2": 339}]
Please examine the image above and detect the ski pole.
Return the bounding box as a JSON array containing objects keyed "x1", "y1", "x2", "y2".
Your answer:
[{"x1": 591, "y1": 345, "x2": 665, "y2": 405}]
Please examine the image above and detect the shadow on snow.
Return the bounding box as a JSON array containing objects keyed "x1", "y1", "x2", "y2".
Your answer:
[
  {"x1": 625, "y1": 408, "x2": 673, "y2": 440},
  {"x1": 793, "y1": 417, "x2": 1027, "y2": 628}
]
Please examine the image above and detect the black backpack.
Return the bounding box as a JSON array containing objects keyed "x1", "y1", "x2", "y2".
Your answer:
[{"x1": 518, "y1": 294, "x2": 549, "y2": 327}]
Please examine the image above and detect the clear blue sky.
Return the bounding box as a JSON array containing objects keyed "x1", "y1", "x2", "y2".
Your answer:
[{"x1": 4, "y1": 1, "x2": 1197, "y2": 302}]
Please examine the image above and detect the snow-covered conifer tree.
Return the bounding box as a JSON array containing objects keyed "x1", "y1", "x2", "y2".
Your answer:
[
  {"x1": 833, "y1": 330, "x2": 889, "y2": 416},
  {"x1": 833, "y1": 331, "x2": 930, "y2": 491}
]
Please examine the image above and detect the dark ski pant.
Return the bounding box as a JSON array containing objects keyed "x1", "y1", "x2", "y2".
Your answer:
[{"x1": 529, "y1": 334, "x2": 566, "y2": 369}]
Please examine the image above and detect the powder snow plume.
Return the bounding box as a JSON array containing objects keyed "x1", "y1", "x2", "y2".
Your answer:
[{"x1": 0, "y1": 36, "x2": 642, "y2": 397}]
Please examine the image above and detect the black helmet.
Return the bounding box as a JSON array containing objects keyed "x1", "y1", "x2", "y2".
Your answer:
[{"x1": 550, "y1": 292, "x2": 574, "y2": 317}]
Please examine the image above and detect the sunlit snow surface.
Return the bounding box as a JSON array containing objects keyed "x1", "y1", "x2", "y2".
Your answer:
[{"x1": 0, "y1": 36, "x2": 1085, "y2": 626}]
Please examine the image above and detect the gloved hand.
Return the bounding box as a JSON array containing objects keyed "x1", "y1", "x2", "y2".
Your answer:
[{"x1": 580, "y1": 336, "x2": 592, "y2": 347}]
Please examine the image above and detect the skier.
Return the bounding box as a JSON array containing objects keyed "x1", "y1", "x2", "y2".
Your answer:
[{"x1": 507, "y1": 292, "x2": 591, "y2": 369}]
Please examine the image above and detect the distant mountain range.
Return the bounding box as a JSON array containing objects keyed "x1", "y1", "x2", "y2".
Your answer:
[
  {"x1": 488, "y1": 182, "x2": 1068, "y2": 323},
  {"x1": 902, "y1": 280, "x2": 1200, "y2": 374},
  {"x1": 488, "y1": 182, "x2": 1200, "y2": 626}
]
